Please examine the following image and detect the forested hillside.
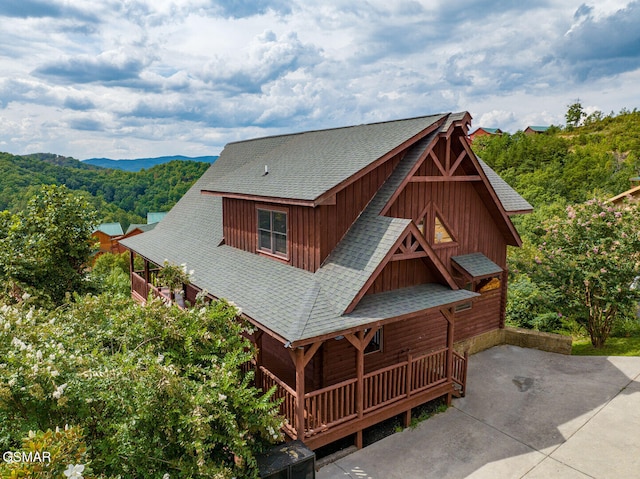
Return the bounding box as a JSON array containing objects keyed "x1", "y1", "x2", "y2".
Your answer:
[
  {"x1": 473, "y1": 108, "x2": 640, "y2": 239},
  {"x1": 0, "y1": 152, "x2": 210, "y2": 229}
]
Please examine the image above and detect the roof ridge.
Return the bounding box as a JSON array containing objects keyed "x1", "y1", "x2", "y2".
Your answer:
[{"x1": 223, "y1": 113, "x2": 449, "y2": 146}]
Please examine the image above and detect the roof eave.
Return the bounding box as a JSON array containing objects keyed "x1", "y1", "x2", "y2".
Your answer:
[{"x1": 200, "y1": 190, "x2": 319, "y2": 207}]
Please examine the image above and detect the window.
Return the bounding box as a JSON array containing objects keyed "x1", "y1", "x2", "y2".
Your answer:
[
  {"x1": 477, "y1": 276, "x2": 501, "y2": 293},
  {"x1": 454, "y1": 302, "x2": 472, "y2": 313},
  {"x1": 364, "y1": 328, "x2": 383, "y2": 354},
  {"x1": 257, "y1": 208, "x2": 288, "y2": 257},
  {"x1": 434, "y1": 215, "x2": 454, "y2": 244}
]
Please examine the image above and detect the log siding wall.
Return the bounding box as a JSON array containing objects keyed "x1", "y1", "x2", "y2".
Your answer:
[{"x1": 321, "y1": 311, "x2": 449, "y2": 387}]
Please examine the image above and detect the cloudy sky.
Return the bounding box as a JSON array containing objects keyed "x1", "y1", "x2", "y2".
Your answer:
[{"x1": 1, "y1": 0, "x2": 639, "y2": 160}]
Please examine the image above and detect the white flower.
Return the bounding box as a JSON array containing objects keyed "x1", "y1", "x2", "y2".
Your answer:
[
  {"x1": 157, "y1": 354, "x2": 165, "y2": 364},
  {"x1": 63, "y1": 464, "x2": 85, "y2": 478},
  {"x1": 21, "y1": 292, "x2": 30, "y2": 301},
  {"x1": 163, "y1": 474, "x2": 170, "y2": 479},
  {"x1": 218, "y1": 393, "x2": 227, "y2": 401},
  {"x1": 36, "y1": 350, "x2": 43, "y2": 361},
  {"x1": 52, "y1": 383, "x2": 67, "y2": 399}
]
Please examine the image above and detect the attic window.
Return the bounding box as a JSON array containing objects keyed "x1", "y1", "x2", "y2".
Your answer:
[
  {"x1": 434, "y1": 216, "x2": 453, "y2": 244},
  {"x1": 257, "y1": 208, "x2": 288, "y2": 258}
]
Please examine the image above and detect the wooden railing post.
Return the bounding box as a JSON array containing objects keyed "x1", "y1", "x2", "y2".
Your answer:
[
  {"x1": 406, "y1": 352, "x2": 413, "y2": 398},
  {"x1": 143, "y1": 259, "x2": 150, "y2": 299}
]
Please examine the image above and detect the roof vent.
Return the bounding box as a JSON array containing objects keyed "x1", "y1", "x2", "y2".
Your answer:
[{"x1": 263, "y1": 165, "x2": 269, "y2": 176}]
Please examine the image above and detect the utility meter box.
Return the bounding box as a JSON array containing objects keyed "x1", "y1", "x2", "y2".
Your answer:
[{"x1": 257, "y1": 440, "x2": 315, "y2": 479}]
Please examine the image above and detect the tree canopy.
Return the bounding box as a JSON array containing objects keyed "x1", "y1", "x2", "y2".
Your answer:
[{"x1": 0, "y1": 185, "x2": 97, "y2": 305}]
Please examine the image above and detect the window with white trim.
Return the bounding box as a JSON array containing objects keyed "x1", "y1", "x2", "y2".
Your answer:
[{"x1": 257, "y1": 208, "x2": 288, "y2": 257}]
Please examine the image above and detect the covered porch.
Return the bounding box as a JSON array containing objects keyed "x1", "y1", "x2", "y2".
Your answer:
[{"x1": 250, "y1": 305, "x2": 468, "y2": 450}]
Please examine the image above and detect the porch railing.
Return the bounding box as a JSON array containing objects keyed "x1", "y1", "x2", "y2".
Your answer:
[
  {"x1": 452, "y1": 350, "x2": 468, "y2": 397},
  {"x1": 304, "y1": 378, "x2": 357, "y2": 434},
  {"x1": 131, "y1": 272, "x2": 147, "y2": 299},
  {"x1": 363, "y1": 361, "x2": 407, "y2": 413},
  {"x1": 259, "y1": 347, "x2": 466, "y2": 441},
  {"x1": 410, "y1": 348, "x2": 447, "y2": 393},
  {"x1": 259, "y1": 366, "x2": 297, "y2": 437}
]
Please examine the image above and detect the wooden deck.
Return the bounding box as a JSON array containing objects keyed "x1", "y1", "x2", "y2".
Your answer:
[
  {"x1": 130, "y1": 271, "x2": 186, "y2": 308},
  {"x1": 258, "y1": 348, "x2": 467, "y2": 449}
]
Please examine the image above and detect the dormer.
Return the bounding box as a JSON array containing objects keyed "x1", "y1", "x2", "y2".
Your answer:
[{"x1": 200, "y1": 114, "x2": 450, "y2": 272}]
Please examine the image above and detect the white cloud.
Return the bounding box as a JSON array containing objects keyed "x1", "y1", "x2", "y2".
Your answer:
[{"x1": 0, "y1": 0, "x2": 638, "y2": 159}]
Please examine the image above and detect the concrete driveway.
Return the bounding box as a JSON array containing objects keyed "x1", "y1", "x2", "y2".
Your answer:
[{"x1": 317, "y1": 345, "x2": 640, "y2": 479}]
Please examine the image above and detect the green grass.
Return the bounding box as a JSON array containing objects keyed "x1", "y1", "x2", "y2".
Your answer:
[{"x1": 572, "y1": 337, "x2": 640, "y2": 356}]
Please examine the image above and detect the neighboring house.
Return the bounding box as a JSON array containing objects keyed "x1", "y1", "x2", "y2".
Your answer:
[
  {"x1": 110, "y1": 213, "x2": 167, "y2": 254},
  {"x1": 524, "y1": 126, "x2": 550, "y2": 135},
  {"x1": 120, "y1": 112, "x2": 532, "y2": 450},
  {"x1": 147, "y1": 211, "x2": 167, "y2": 224},
  {"x1": 468, "y1": 127, "x2": 502, "y2": 143},
  {"x1": 92, "y1": 222, "x2": 124, "y2": 256}
]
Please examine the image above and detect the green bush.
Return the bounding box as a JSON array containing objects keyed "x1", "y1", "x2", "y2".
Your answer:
[{"x1": 0, "y1": 294, "x2": 283, "y2": 478}]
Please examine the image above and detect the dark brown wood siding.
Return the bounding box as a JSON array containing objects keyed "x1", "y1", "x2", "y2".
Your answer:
[
  {"x1": 454, "y1": 289, "x2": 502, "y2": 341},
  {"x1": 366, "y1": 258, "x2": 438, "y2": 295},
  {"x1": 320, "y1": 311, "x2": 448, "y2": 387},
  {"x1": 317, "y1": 154, "x2": 402, "y2": 264},
  {"x1": 385, "y1": 140, "x2": 507, "y2": 269}
]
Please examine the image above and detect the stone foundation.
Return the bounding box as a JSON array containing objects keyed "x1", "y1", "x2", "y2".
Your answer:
[{"x1": 455, "y1": 327, "x2": 572, "y2": 355}]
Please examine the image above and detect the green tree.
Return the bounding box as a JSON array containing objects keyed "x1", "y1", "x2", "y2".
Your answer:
[
  {"x1": 0, "y1": 185, "x2": 98, "y2": 305},
  {"x1": 566, "y1": 101, "x2": 586, "y2": 128},
  {"x1": 533, "y1": 199, "x2": 640, "y2": 348}
]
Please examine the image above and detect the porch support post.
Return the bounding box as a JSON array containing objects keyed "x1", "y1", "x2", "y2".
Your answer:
[
  {"x1": 442, "y1": 307, "x2": 455, "y2": 406},
  {"x1": 356, "y1": 330, "x2": 365, "y2": 448},
  {"x1": 254, "y1": 330, "x2": 264, "y2": 388},
  {"x1": 344, "y1": 328, "x2": 377, "y2": 449},
  {"x1": 289, "y1": 341, "x2": 323, "y2": 441},
  {"x1": 143, "y1": 259, "x2": 150, "y2": 299},
  {"x1": 293, "y1": 347, "x2": 306, "y2": 440}
]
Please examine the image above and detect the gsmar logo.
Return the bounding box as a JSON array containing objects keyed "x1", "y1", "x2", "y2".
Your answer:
[{"x1": 2, "y1": 450, "x2": 51, "y2": 463}]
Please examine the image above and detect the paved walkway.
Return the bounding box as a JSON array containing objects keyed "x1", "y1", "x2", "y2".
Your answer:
[{"x1": 317, "y1": 345, "x2": 640, "y2": 479}]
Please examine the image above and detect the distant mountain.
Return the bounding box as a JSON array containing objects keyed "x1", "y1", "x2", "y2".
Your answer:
[{"x1": 83, "y1": 155, "x2": 218, "y2": 172}]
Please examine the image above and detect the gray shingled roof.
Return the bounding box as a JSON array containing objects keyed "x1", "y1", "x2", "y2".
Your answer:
[
  {"x1": 201, "y1": 114, "x2": 446, "y2": 201},
  {"x1": 121, "y1": 113, "x2": 526, "y2": 345},
  {"x1": 452, "y1": 253, "x2": 503, "y2": 278},
  {"x1": 478, "y1": 158, "x2": 533, "y2": 213}
]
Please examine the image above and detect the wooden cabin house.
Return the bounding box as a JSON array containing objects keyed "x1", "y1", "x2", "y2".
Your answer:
[
  {"x1": 467, "y1": 126, "x2": 502, "y2": 144},
  {"x1": 524, "y1": 126, "x2": 550, "y2": 135},
  {"x1": 92, "y1": 222, "x2": 124, "y2": 256},
  {"x1": 121, "y1": 112, "x2": 532, "y2": 450}
]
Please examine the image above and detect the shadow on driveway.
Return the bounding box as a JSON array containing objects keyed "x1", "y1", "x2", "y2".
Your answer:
[{"x1": 317, "y1": 345, "x2": 640, "y2": 479}]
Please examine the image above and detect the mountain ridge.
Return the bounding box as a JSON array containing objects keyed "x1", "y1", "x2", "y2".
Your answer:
[{"x1": 83, "y1": 155, "x2": 218, "y2": 172}]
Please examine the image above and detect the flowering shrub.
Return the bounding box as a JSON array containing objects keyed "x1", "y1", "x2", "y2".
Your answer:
[
  {"x1": 0, "y1": 294, "x2": 282, "y2": 478},
  {"x1": 0, "y1": 426, "x2": 98, "y2": 479},
  {"x1": 533, "y1": 198, "x2": 640, "y2": 347}
]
